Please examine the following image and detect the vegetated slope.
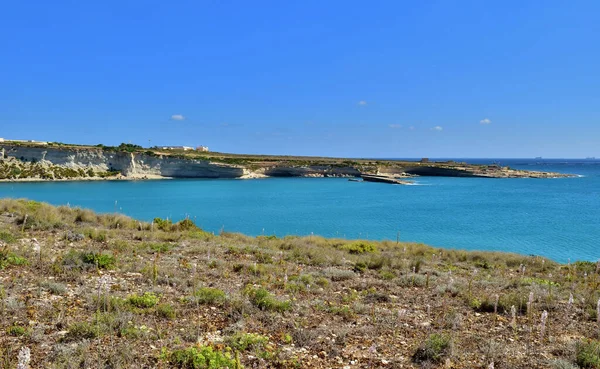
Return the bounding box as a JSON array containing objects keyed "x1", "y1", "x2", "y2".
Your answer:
[{"x1": 0, "y1": 199, "x2": 598, "y2": 368}]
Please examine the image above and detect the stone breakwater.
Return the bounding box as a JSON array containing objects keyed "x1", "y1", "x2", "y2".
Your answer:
[{"x1": 0, "y1": 144, "x2": 574, "y2": 181}]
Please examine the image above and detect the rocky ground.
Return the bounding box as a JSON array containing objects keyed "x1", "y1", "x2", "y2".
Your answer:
[{"x1": 0, "y1": 199, "x2": 599, "y2": 369}]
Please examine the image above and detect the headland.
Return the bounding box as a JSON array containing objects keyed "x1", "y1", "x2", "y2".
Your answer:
[{"x1": 0, "y1": 141, "x2": 574, "y2": 182}]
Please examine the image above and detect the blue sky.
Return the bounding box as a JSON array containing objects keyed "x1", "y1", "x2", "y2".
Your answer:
[{"x1": 1, "y1": 1, "x2": 598, "y2": 158}]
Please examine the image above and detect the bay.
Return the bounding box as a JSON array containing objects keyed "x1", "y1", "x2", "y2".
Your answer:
[{"x1": 1, "y1": 158, "x2": 598, "y2": 262}]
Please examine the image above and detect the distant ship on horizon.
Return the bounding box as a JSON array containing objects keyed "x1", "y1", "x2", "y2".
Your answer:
[
  {"x1": 535, "y1": 156, "x2": 543, "y2": 160},
  {"x1": 586, "y1": 157, "x2": 596, "y2": 160}
]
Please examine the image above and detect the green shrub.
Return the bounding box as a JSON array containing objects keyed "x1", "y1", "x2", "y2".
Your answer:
[
  {"x1": 7, "y1": 325, "x2": 27, "y2": 336},
  {"x1": 190, "y1": 287, "x2": 227, "y2": 306},
  {"x1": 120, "y1": 326, "x2": 149, "y2": 339},
  {"x1": 85, "y1": 229, "x2": 108, "y2": 242},
  {"x1": 176, "y1": 218, "x2": 199, "y2": 231},
  {"x1": 397, "y1": 273, "x2": 426, "y2": 287},
  {"x1": 469, "y1": 295, "x2": 497, "y2": 313},
  {"x1": 148, "y1": 242, "x2": 173, "y2": 253},
  {"x1": 81, "y1": 252, "x2": 116, "y2": 269},
  {"x1": 410, "y1": 258, "x2": 424, "y2": 273},
  {"x1": 164, "y1": 346, "x2": 238, "y2": 369},
  {"x1": 63, "y1": 322, "x2": 99, "y2": 342},
  {"x1": 226, "y1": 332, "x2": 269, "y2": 352},
  {"x1": 576, "y1": 339, "x2": 600, "y2": 368},
  {"x1": 574, "y1": 261, "x2": 598, "y2": 275},
  {"x1": 154, "y1": 217, "x2": 174, "y2": 231},
  {"x1": 315, "y1": 276, "x2": 330, "y2": 287},
  {"x1": 340, "y1": 241, "x2": 377, "y2": 254},
  {"x1": 127, "y1": 292, "x2": 159, "y2": 308},
  {"x1": 379, "y1": 270, "x2": 396, "y2": 280},
  {"x1": 253, "y1": 251, "x2": 273, "y2": 264},
  {"x1": 0, "y1": 231, "x2": 16, "y2": 244},
  {"x1": 498, "y1": 292, "x2": 528, "y2": 314},
  {"x1": 0, "y1": 249, "x2": 28, "y2": 269},
  {"x1": 156, "y1": 303, "x2": 177, "y2": 319},
  {"x1": 353, "y1": 262, "x2": 367, "y2": 273},
  {"x1": 245, "y1": 286, "x2": 291, "y2": 312},
  {"x1": 412, "y1": 333, "x2": 453, "y2": 364}
]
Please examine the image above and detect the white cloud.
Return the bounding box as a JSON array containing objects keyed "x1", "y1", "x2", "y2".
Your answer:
[
  {"x1": 480, "y1": 118, "x2": 491, "y2": 125},
  {"x1": 171, "y1": 114, "x2": 185, "y2": 121},
  {"x1": 432, "y1": 126, "x2": 443, "y2": 131},
  {"x1": 358, "y1": 100, "x2": 367, "y2": 106},
  {"x1": 388, "y1": 124, "x2": 403, "y2": 129}
]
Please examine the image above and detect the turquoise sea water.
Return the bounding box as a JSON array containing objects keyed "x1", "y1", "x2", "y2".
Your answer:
[{"x1": 0, "y1": 159, "x2": 598, "y2": 263}]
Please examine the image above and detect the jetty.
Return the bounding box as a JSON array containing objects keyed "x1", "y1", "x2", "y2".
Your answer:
[{"x1": 361, "y1": 174, "x2": 413, "y2": 185}]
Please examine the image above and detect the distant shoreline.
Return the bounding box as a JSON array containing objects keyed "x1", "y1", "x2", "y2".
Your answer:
[{"x1": 1, "y1": 141, "x2": 577, "y2": 181}]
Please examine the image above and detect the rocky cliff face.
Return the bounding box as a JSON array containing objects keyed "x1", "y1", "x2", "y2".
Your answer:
[
  {"x1": 0, "y1": 144, "x2": 571, "y2": 180},
  {"x1": 0, "y1": 145, "x2": 360, "y2": 179},
  {"x1": 0, "y1": 145, "x2": 244, "y2": 179}
]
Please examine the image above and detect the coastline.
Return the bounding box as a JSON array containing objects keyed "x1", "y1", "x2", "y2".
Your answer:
[
  {"x1": 0, "y1": 142, "x2": 576, "y2": 181},
  {"x1": 0, "y1": 173, "x2": 171, "y2": 183}
]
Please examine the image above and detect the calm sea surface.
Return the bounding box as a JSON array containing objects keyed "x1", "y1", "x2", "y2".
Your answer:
[{"x1": 1, "y1": 159, "x2": 598, "y2": 262}]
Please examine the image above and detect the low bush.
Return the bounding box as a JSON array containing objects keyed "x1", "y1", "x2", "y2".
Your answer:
[
  {"x1": 127, "y1": 292, "x2": 159, "y2": 309},
  {"x1": 322, "y1": 267, "x2": 356, "y2": 281},
  {"x1": 40, "y1": 281, "x2": 67, "y2": 295},
  {"x1": 0, "y1": 231, "x2": 16, "y2": 244},
  {"x1": 63, "y1": 322, "x2": 99, "y2": 342},
  {"x1": 163, "y1": 346, "x2": 238, "y2": 369},
  {"x1": 153, "y1": 217, "x2": 201, "y2": 232},
  {"x1": 576, "y1": 339, "x2": 600, "y2": 368},
  {"x1": 413, "y1": 333, "x2": 453, "y2": 364},
  {"x1": 7, "y1": 325, "x2": 27, "y2": 336},
  {"x1": 397, "y1": 273, "x2": 427, "y2": 288},
  {"x1": 340, "y1": 241, "x2": 377, "y2": 254},
  {"x1": 81, "y1": 252, "x2": 116, "y2": 269},
  {"x1": 156, "y1": 303, "x2": 176, "y2": 320},
  {"x1": 190, "y1": 287, "x2": 227, "y2": 306},
  {"x1": 226, "y1": 332, "x2": 269, "y2": 352},
  {"x1": 469, "y1": 295, "x2": 497, "y2": 313},
  {"x1": 245, "y1": 286, "x2": 291, "y2": 312},
  {"x1": 0, "y1": 249, "x2": 28, "y2": 269}
]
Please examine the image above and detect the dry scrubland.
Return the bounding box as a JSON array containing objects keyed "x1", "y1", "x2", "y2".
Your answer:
[{"x1": 1, "y1": 199, "x2": 600, "y2": 368}]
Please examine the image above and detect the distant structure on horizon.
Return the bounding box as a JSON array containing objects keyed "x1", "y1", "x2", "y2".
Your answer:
[
  {"x1": 158, "y1": 146, "x2": 194, "y2": 151},
  {"x1": 0, "y1": 138, "x2": 48, "y2": 145},
  {"x1": 156, "y1": 145, "x2": 210, "y2": 152}
]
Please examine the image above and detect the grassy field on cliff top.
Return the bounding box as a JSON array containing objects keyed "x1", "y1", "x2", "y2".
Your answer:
[
  {"x1": 2, "y1": 141, "x2": 457, "y2": 167},
  {"x1": 1, "y1": 199, "x2": 600, "y2": 368}
]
